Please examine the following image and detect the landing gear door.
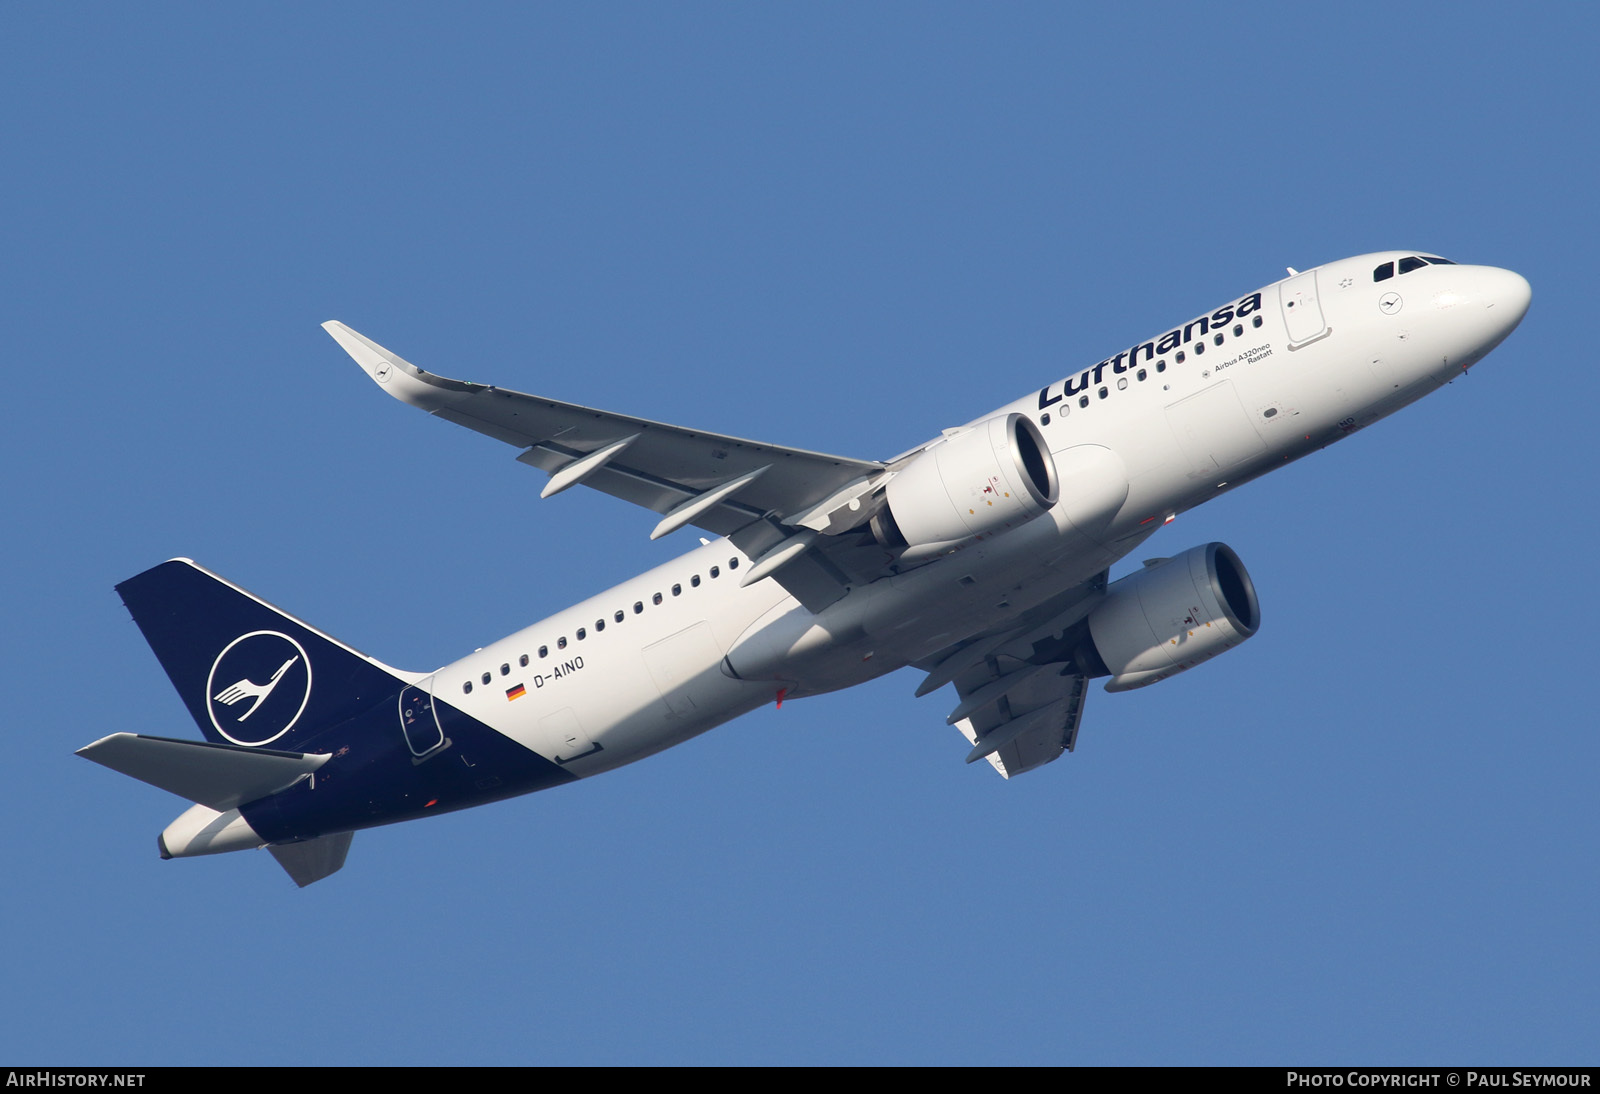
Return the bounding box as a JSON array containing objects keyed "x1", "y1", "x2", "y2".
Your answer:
[
  {"x1": 398, "y1": 678, "x2": 447, "y2": 758},
  {"x1": 1279, "y1": 270, "x2": 1329, "y2": 348}
]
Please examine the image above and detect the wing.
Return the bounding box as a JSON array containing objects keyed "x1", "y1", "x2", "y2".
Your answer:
[
  {"x1": 951, "y1": 667, "x2": 1089, "y2": 778},
  {"x1": 325, "y1": 322, "x2": 895, "y2": 610},
  {"x1": 913, "y1": 570, "x2": 1108, "y2": 778}
]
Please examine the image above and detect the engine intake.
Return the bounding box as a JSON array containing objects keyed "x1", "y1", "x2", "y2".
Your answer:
[
  {"x1": 1078, "y1": 543, "x2": 1260, "y2": 692},
  {"x1": 873, "y1": 413, "x2": 1058, "y2": 559}
]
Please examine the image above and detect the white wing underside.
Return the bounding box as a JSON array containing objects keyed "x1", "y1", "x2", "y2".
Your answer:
[
  {"x1": 952, "y1": 669, "x2": 1089, "y2": 778},
  {"x1": 916, "y1": 572, "x2": 1107, "y2": 778}
]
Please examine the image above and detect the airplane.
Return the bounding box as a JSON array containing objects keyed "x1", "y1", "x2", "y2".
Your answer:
[{"x1": 78, "y1": 251, "x2": 1531, "y2": 886}]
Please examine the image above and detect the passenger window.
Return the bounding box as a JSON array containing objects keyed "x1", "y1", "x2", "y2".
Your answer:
[
  {"x1": 520, "y1": 654, "x2": 529, "y2": 667},
  {"x1": 1117, "y1": 377, "x2": 1128, "y2": 390},
  {"x1": 577, "y1": 628, "x2": 586, "y2": 640},
  {"x1": 1156, "y1": 360, "x2": 1166, "y2": 372},
  {"x1": 728, "y1": 557, "x2": 739, "y2": 569},
  {"x1": 463, "y1": 681, "x2": 472, "y2": 694},
  {"x1": 538, "y1": 645, "x2": 548, "y2": 658},
  {"x1": 672, "y1": 584, "x2": 681, "y2": 597},
  {"x1": 1194, "y1": 341, "x2": 1205, "y2": 355},
  {"x1": 1252, "y1": 316, "x2": 1263, "y2": 328},
  {"x1": 1040, "y1": 413, "x2": 1050, "y2": 426},
  {"x1": 1374, "y1": 262, "x2": 1395, "y2": 281},
  {"x1": 1213, "y1": 332, "x2": 1224, "y2": 346},
  {"x1": 710, "y1": 566, "x2": 720, "y2": 579},
  {"x1": 1176, "y1": 351, "x2": 1185, "y2": 364},
  {"x1": 500, "y1": 663, "x2": 509, "y2": 676},
  {"x1": 1399, "y1": 256, "x2": 1428, "y2": 274},
  {"x1": 615, "y1": 610, "x2": 624, "y2": 623},
  {"x1": 653, "y1": 592, "x2": 663, "y2": 605},
  {"x1": 595, "y1": 619, "x2": 604, "y2": 632},
  {"x1": 481, "y1": 672, "x2": 491, "y2": 685},
  {"x1": 1233, "y1": 324, "x2": 1243, "y2": 337},
  {"x1": 1137, "y1": 368, "x2": 1147, "y2": 381},
  {"x1": 634, "y1": 601, "x2": 644, "y2": 614},
  {"x1": 691, "y1": 574, "x2": 701, "y2": 587},
  {"x1": 558, "y1": 637, "x2": 567, "y2": 650},
  {"x1": 1078, "y1": 395, "x2": 1089, "y2": 408}
]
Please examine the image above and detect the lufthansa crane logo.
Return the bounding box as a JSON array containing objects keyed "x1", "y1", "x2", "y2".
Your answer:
[{"x1": 206, "y1": 630, "x2": 313, "y2": 746}]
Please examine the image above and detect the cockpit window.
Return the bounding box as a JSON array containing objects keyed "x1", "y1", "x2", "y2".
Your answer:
[
  {"x1": 1421, "y1": 256, "x2": 1455, "y2": 265},
  {"x1": 1398, "y1": 256, "x2": 1429, "y2": 274},
  {"x1": 1373, "y1": 262, "x2": 1395, "y2": 282}
]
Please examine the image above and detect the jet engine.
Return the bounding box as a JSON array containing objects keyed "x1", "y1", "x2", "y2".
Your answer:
[
  {"x1": 871, "y1": 413, "x2": 1058, "y2": 560},
  {"x1": 1075, "y1": 543, "x2": 1260, "y2": 692}
]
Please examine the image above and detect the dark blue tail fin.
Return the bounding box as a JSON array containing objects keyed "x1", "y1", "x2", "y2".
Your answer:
[{"x1": 118, "y1": 559, "x2": 411, "y2": 752}]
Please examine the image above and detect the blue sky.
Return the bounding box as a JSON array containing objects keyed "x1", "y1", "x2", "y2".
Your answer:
[{"x1": 4, "y1": 3, "x2": 1595, "y2": 1065}]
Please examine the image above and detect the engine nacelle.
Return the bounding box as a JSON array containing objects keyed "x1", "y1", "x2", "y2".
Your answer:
[
  {"x1": 1081, "y1": 543, "x2": 1260, "y2": 692},
  {"x1": 873, "y1": 413, "x2": 1058, "y2": 558}
]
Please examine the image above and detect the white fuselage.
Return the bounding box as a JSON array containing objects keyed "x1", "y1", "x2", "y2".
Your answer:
[{"x1": 430, "y1": 253, "x2": 1529, "y2": 778}]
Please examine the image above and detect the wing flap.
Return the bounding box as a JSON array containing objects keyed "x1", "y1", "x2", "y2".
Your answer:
[{"x1": 952, "y1": 669, "x2": 1089, "y2": 779}]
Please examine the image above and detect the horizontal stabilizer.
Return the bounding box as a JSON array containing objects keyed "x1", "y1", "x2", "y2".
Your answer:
[
  {"x1": 77, "y1": 733, "x2": 329, "y2": 812},
  {"x1": 269, "y1": 831, "x2": 354, "y2": 888}
]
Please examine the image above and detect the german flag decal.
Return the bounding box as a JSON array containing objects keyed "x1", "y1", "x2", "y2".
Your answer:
[{"x1": 506, "y1": 683, "x2": 526, "y2": 701}]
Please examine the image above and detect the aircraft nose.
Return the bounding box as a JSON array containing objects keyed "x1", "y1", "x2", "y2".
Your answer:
[{"x1": 1482, "y1": 266, "x2": 1532, "y2": 334}]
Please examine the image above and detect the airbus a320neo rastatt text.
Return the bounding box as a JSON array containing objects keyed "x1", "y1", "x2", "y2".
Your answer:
[{"x1": 80, "y1": 252, "x2": 1530, "y2": 886}]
